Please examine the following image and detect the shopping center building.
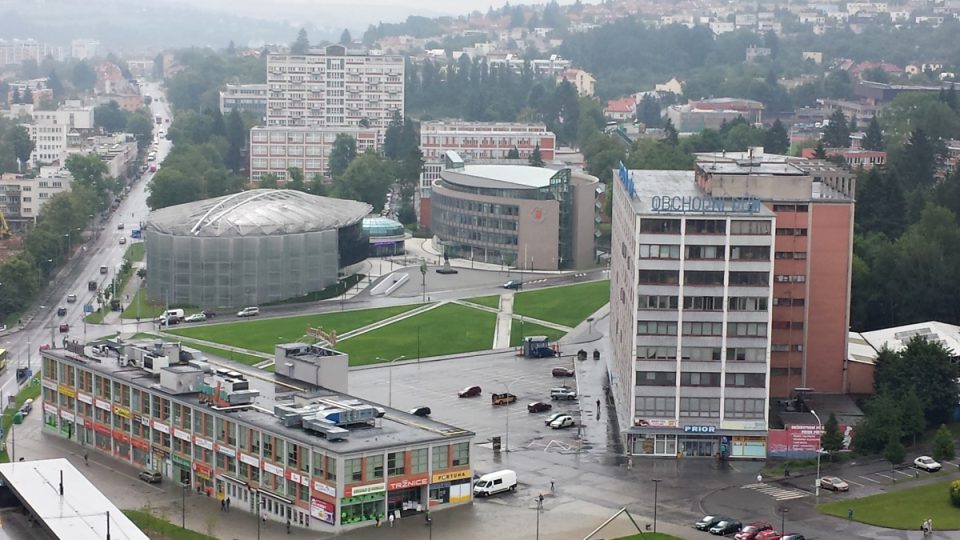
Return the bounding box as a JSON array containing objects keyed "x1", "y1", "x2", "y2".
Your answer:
[
  {"x1": 609, "y1": 164, "x2": 775, "y2": 458},
  {"x1": 40, "y1": 340, "x2": 474, "y2": 533}
]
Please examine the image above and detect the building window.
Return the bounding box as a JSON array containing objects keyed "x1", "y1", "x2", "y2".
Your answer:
[
  {"x1": 680, "y1": 372, "x2": 721, "y2": 387},
  {"x1": 639, "y1": 244, "x2": 680, "y2": 259},
  {"x1": 410, "y1": 448, "x2": 428, "y2": 474},
  {"x1": 728, "y1": 297, "x2": 768, "y2": 311},
  {"x1": 345, "y1": 458, "x2": 362, "y2": 482},
  {"x1": 730, "y1": 220, "x2": 771, "y2": 235},
  {"x1": 636, "y1": 371, "x2": 677, "y2": 386},
  {"x1": 725, "y1": 373, "x2": 766, "y2": 387},
  {"x1": 637, "y1": 346, "x2": 677, "y2": 360},
  {"x1": 639, "y1": 219, "x2": 681, "y2": 234},
  {"x1": 387, "y1": 452, "x2": 405, "y2": 476},
  {"x1": 684, "y1": 245, "x2": 723, "y2": 260},
  {"x1": 637, "y1": 321, "x2": 678, "y2": 336},
  {"x1": 683, "y1": 296, "x2": 723, "y2": 311},
  {"x1": 679, "y1": 397, "x2": 720, "y2": 417},
  {"x1": 638, "y1": 270, "x2": 679, "y2": 285},
  {"x1": 686, "y1": 219, "x2": 726, "y2": 234},
  {"x1": 639, "y1": 295, "x2": 678, "y2": 310},
  {"x1": 727, "y1": 322, "x2": 768, "y2": 337},
  {"x1": 775, "y1": 251, "x2": 807, "y2": 260},
  {"x1": 432, "y1": 445, "x2": 449, "y2": 469},
  {"x1": 681, "y1": 347, "x2": 722, "y2": 361},
  {"x1": 724, "y1": 398, "x2": 765, "y2": 418},
  {"x1": 728, "y1": 272, "x2": 769, "y2": 286},
  {"x1": 730, "y1": 246, "x2": 770, "y2": 260},
  {"x1": 681, "y1": 321, "x2": 722, "y2": 336},
  {"x1": 726, "y1": 348, "x2": 766, "y2": 362},
  {"x1": 772, "y1": 321, "x2": 804, "y2": 330},
  {"x1": 775, "y1": 228, "x2": 808, "y2": 236},
  {"x1": 635, "y1": 397, "x2": 675, "y2": 417},
  {"x1": 684, "y1": 271, "x2": 724, "y2": 286},
  {"x1": 366, "y1": 455, "x2": 384, "y2": 480},
  {"x1": 452, "y1": 442, "x2": 469, "y2": 466}
]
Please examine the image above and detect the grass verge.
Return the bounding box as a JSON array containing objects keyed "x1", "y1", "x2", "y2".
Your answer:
[
  {"x1": 819, "y1": 479, "x2": 960, "y2": 529},
  {"x1": 123, "y1": 510, "x2": 217, "y2": 540},
  {"x1": 513, "y1": 280, "x2": 609, "y2": 328},
  {"x1": 337, "y1": 303, "x2": 497, "y2": 365},
  {"x1": 0, "y1": 375, "x2": 41, "y2": 463},
  {"x1": 123, "y1": 242, "x2": 145, "y2": 263},
  {"x1": 509, "y1": 319, "x2": 566, "y2": 347},
  {"x1": 463, "y1": 295, "x2": 500, "y2": 309},
  {"x1": 167, "y1": 304, "x2": 421, "y2": 354},
  {"x1": 263, "y1": 274, "x2": 366, "y2": 306}
]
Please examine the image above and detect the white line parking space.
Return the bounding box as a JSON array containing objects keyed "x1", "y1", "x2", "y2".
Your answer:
[
  {"x1": 844, "y1": 478, "x2": 865, "y2": 487},
  {"x1": 875, "y1": 473, "x2": 893, "y2": 480},
  {"x1": 859, "y1": 475, "x2": 881, "y2": 484},
  {"x1": 894, "y1": 469, "x2": 914, "y2": 478}
]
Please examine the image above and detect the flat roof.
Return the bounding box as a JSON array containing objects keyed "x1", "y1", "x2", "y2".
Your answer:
[
  {"x1": 455, "y1": 164, "x2": 558, "y2": 189},
  {"x1": 697, "y1": 161, "x2": 807, "y2": 176},
  {"x1": 0, "y1": 458, "x2": 149, "y2": 540},
  {"x1": 47, "y1": 347, "x2": 473, "y2": 456},
  {"x1": 623, "y1": 169, "x2": 775, "y2": 217},
  {"x1": 849, "y1": 321, "x2": 960, "y2": 365}
]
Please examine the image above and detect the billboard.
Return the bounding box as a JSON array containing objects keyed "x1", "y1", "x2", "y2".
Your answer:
[{"x1": 767, "y1": 423, "x2": 855, "y2": 457}]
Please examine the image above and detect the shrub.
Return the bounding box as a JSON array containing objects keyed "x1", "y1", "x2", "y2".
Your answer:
[{"x1": 950, "y1": 480, "x2": 960, "y2": 508}]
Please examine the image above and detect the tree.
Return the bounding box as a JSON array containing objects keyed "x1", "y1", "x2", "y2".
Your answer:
[
  {"x1": 329, "y1": 134, "x2": 357, "y2": 179},
  {"x1": 291, "y1": 28, "x2": 310, "y2": 54},
  {"x1": 822, "y1": 109, "x2": 850, "y2": 148},
  {"x1": 147, "y1": 168, "x2": 204, "y2": 209},
  {"x1": 583, "y1": 132, "x2": 626, "y2": 183},
  {"x1": 662, "y1": 118, "x2": 679, "y2": 146},
  {"x1": 287, "y1": 167, "x2": 306, "y2": 191},
  {"x1": 46, "y1": 70, "x2": 64, "y2": 98},
  {"x1": 862, "y1": 116, "x2": 884, "y2": 151},
  {"x1": 340, "y1": 29, "x2": 353, "y2": 45},
  {"x1": 933, "y1": 424, "x2": 956, "y2": 462},
  {"x1": 813, "y1": 141, "x2": 827, "y2": 159},
  {"x1": 333, "y1": 152, "x2": 394, "y2": 211},
  {"x1": 883, "y1": 433, "x2": 906, "y2": 467},
  {"x1": 9, "y1": 125, "x2": 35, "y2": 172},
  {"x1": 94, "y1": 101, "x2": 128, "y2": 133},
  {"x1": 626, "y1": 139, "x2": 692, "y2": 170},
  {"x1": 71, "y1": 61, "x2": 97, "y2": 91},
  {"x1": 874, "y1": 336, "x2": 960, "y2": 427},
  {"x1": 528, "y1": 144, "x2": 545, "y2": 167},
  {"x1": 764, "y1": 119, "x2": 790, "y2": 155},
  {"x1": 308, "y1": 173, "x2": 327, "y2": 196},
  {"x1": 224, "y1": 110, "x2": 246, "y2": 173},
  {"x1": 855, "y1": 169, "x2": 905, "y2": 238},
  {"x1": 66, "y1": 154, "x2": 112, "y2": 210},
  {"x1": 259, "y1": 173, "x2": 279, "y2": 189},
  {"x1": 900, "y1": 387, "x2": 926, "y2": 446},
  {"x1": 821, "y1": 413, "x2": 844, "y2": 457},
  {"x1": 637, "y1": 94, "x2": 662, "y2": 128},
  {"x1": 21, "y1": 86, "x2": 33, "y2": 105},
  {"x1": 126, "y1": 110, "x2": 155, "y2": 150},
  {"x1": 507, "y1": 146, "x2": 520, "y2": 159},
  {"x1": 896, "y1": 128, "x2": 939, "y2": 189}
]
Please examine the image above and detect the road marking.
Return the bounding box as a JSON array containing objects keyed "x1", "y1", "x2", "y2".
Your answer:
[
  {"x1": 875, "y1": 473, "x2": 893, "y2": 480},
  {"x1": 742, "y1": 483, "x2": 809, "y2": 501},
  {"x1": 844, "y1": 478, "x2": 865, "y2": 487},
  {"x1": 858, "y1": 475, "x2": 881, "y2": 484},
  {"x1": 894, "y1": 469, "x2": 914, "y2": 478}
]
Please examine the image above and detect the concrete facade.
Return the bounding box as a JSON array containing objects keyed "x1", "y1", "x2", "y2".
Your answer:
[{"x1": 249, "y1": 126, "x2": 378, "y2": 182}]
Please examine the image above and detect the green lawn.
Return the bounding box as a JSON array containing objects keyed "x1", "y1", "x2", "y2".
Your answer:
[
  {"x1": 510, "y1": 318, "x2": 566, "y2": 347},
  {"x1": 614, "y1": 534, "x2": 684, "y2": 540},
  {"x1": 337, "y1": 303, "x2": 497, "y2": 365},
  {"x1": 121, "y1": 289, "x2": 166, "y2": 319},
  {"x1": 0, "y1": 375, "x2": 41, "y2": 463},
  {"x1": 123, "y1": 242, "x2": 145, "y2": 263},
  {"x1": 513, "y1": 280, "x2": 609, "y2": 327},
  {"x1": 464, "y1": 295, "x2": 500, "y2": 309},
  {"x1": 820, "y1": 480, "x2": 960, "y2": 529},
  {"x1": 123, "y1": 510, "x2": 217, "y2": 540},
  {"x1": 263, "y1": 274, "x2": 365, "y2": 306},
  {"x1": 167, "y1": 304, "x2": 422, "y2": 354}
]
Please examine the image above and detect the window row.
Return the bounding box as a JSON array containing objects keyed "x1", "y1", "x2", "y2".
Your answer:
[
  {"x1": 639, "y1": 219, "x2": 772, "y2": 236},
  {"x1": 636, "y1": 347, "x2": 767, "y2": 362},
  {"x1": 637, "y1": 321, "x2": 768, "y2": 337},
  {"x1": 639, "y1": 295, "x2": 768, "y2": 312},
  {"x1": 638, "y1": 270, "x2": 770, "y2": 287},
  {"x1": 634, "y1": 397, "x2": 765, "y2": 419},
  {"x1": 639, "y1": 245, "x2": 770, "y2": 261}
]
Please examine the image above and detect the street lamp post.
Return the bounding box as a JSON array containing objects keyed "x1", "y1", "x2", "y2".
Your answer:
[
  {"x1": 181, "y1": 482, "x2": 187, "y2": 528},
  {"x1": 535, "y1": 494, "x2": 544, "y2": 540},
  {"x1": 64, "y1": 233, "x2": 71, "y2": 257},
  {"x1": 419, "y1": 261, "x2": 427, "y2": 302},
  {"x1": 651, "y1": 479, "x2": 662, "y2": 533},
  {"x1": 811, "y1": 409, "x2": 822, "y2": 497},
  {"x1": 377, "y1": 355, "x2": 406, "y2": 408},
  {"x1": 780, "y1": 507, "x2": 789, "y2": 536}
]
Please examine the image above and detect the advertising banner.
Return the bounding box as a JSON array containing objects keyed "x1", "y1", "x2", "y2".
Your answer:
[
  {"x1": 310, "y1": 497, "x2": 335, "y2": 524},
  {"x1": 767, "y1": 423, "x2": 855, "y2": 457}
]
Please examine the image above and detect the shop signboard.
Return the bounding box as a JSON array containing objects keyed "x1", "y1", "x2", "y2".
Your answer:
[
  {"x1": 215, "y1": 444, "x2": 236, "y2": 457},
  {"x1": 683, "y1": 425, "x2": 716, "y2": 433},
  {"x1": 194, "y1": 462, "x2": 213, "y2": 480},
  {"x1": 263, "y1": 462, "x2": 284, "y2": 476},
  {"x1": 720, "y1": 420, "x2": 767, "y2": 431},
  {"x1": 113, "y1": 405, "x2": 130, "y2": 419},
  {"x1": 58, "y1": 385, "x2": 76, "y2": 398},
  {"x1": 151, "y1": 420, "x2": 169, "y2": 434},
  {"x1": 93, "y1": 423, "x2": 111, "y2": 435},
  {"x1": 431, "y1": 469, "x2": 472, "y2": 483},
  {"x1": 112, "y1": 430, "x2": 130, "y2": 444},
  {"x1": 60, "y1": 411, "x2": 75, "y2": 422},
  {"x1": 173, "y1": 428, "x2": 191, "y2": 442},
  {"x1": 349, "y1": 483, "x2": 385, "y2": 497},
  {"x1": 95, "y1": 399, "x2": 112, "y2": 412},
  {"x1": 388, "y1": 475, "x2": 429, "y2": 491},
  {"x1": 313, "y1": 481, "x2": 337, "y2": 498},
  {"x1": 132, "y1": 438, "x2": 150, "y2": 451},
  {"x1": 77, "y1": 392, "x2": 92, "y2": 405},
  {"x1": 43, "y1": 403, "x2": 57, "y2": 415},
  {"x1": 193, "y1": 436, "x2": 213, "y2": 450},
  {"x1": 42, "y1": 379, "x2": 58, "y2": 391},
  {"x1": 239, "y1": 452, "x2": 260, "y2": 468},
  {"x1": 171, "y1": 454, "x2": 191, "y2": 468},
  {"x1": 310, "y1": 497, "x2": 335, "y2": 524},
  {"x1": 634, "y1": 418, "x2": 678, "y2": 428}
]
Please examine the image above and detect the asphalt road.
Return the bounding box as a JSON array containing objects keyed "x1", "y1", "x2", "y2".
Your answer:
[{"x1": 0, "y1": 81, "x2": 170, "y2": 399}]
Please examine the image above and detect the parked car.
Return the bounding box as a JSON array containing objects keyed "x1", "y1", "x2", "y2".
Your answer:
[
  {"x1": 236, "y1": 306, "x2": 260, "y2": 317},
  {"x1": 138, "y1": 469, "x2": 162, "y2": 484},
  {"x1": 544, "y1": 412, "x2": 567, "y2": 426},
  {"x1": 473, "y1": 470, "x2": 517, "y2": 497},
  {"x1": 915, "y1": 456, "x2": 942, "y2": 472},
  {"x1": 780, "y1": 535, "x2": 805, "y2": 540},
  {"x1": 183, "y1": 313, "x2": 207, "y2": 323},
  {"x1": 119, "y1": 237, "x2": 127, "y2": 245},
  {"x1": 201, "y1": 310, "x2": 217, "y2": 318},
  {"x1": 20, "y1": 399, "x2": 33, "y2": 415},
  {"x1": 755, "y1": 531, "x2": 782, "y2": 540},
  {"x1": 117, "y1": 223, "x2": 124, "y2": 230},
  {"x1": 57, "y1": 307, "x2": 67, "y2": 316},
  {"x1": 458, "y1": 385, "x2": 482, "y2": 398},
  {"x1": 819, "y1": 476, "x2": 849, "y2": 492},
  {"x1": 710, "y1": 519, "x2": 742, "y2": 535},
  {"x1": 158, "y1": 317, "x2": 180, "y2": 326},
  {"x1": 735, "y1": 521, "x2": 772, "y2": 540},
  {"x1": 66, "y1": 294, "x2": 77, "y2": 303},
  {"x1": 696, "y1": 516, "x2": 728, "y2": 531},
  {"x1": 527, "y1": 401, "x2": 553, "y2": 413},
  {"x1": 39, "y1": 344, "x2": 50, "y2": 351},
  {"x1": 551, "y1": 367, "x2": 575, "y2": 377},
  {"x1": 409, "y1": 406, "x2": 431, "y2": 417},
  {"x1": 503, "y1": 280, "x2": 523, "y2": 290},
  {"x1": 550, "y1": 387, "x2": 578, "y2": 400},
  {"x1": 59, "y1": 323, "x2": 69, "y2": 333},
  {"x1": 549, "y1": 415, "x2": 575, "y2": 429}
]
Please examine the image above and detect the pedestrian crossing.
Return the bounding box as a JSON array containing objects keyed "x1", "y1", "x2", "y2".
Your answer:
[{"x1": 741, "y1": 482, "x2": 809, "y2": 501}]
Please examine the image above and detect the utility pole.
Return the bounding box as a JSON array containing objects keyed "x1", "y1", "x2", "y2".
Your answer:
[{"x1": 419, "y1": 261, "x2": 427, "y2": 302}]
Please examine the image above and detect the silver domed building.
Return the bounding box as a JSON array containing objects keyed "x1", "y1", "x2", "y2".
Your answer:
[{"x1": 144, "y1": 189, "x2": 371, "y2": 308}]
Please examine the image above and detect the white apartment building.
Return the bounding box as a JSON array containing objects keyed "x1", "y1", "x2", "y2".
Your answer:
[
  {"x1": 609, "y1": 166, "x2": 775, "y2": 459},
  {"x1": 0, "y1": 39, "x2": 58, "y2": 66},
  {"x1": 249, "y1": 126, "x2": 379, "y2": 182},
  {"x1": 417, "y1": 121, "x2": 557, "y2": 228},
  {"x1": 219, "y1": 84, "x2": 268, "y2": 120},
  {"x1": 266, "y1": 45, "x2": 404, "y2": 136},
  {"x1": 70, "y1": 39, "x2": 100, "y2": 60},
  {"x1": 20, "y1": 101, "x2": 96, "y2": 168},
  {"x1": 0, "y1": 166, "x2": 73, "y2": 226}
]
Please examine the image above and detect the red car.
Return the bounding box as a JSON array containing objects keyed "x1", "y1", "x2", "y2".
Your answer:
[
  {"x1": 527, "y1": 401, "x2": 553, "y2": 413},
  {"x1": 735, "y1": 522, "x2": 773, "y2": 540},
  {"x1": 755, "y1": 531, "x2": 782, "y2": 540},
  {"x1": 552, "y1": 367, "x2": 575, "y2": 377},
  {"x1": 458, "y1": 385, "x2": 482, "y2": 398}
]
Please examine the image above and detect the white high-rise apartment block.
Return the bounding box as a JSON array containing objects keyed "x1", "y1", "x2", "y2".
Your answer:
[
  {"x1": 19, "y1": 101, "x2": 95, "y2": 168},
  {"x1": 266, "y1": 44, "x2": 404, "y2": 136},
  {"x1": 71, "y1": 39, "x2": 100, "y2": 60},
  {"x1": 249, "y1": 126, "x2": 378, "y2": 182}
]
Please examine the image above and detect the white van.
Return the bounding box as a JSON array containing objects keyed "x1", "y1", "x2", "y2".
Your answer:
[
  {"x1": 473, "y1": 469, "x2": 517, "y2": 497},
  {"x1": 164, "y1": 309, "x2": 185, "y2": 321}
]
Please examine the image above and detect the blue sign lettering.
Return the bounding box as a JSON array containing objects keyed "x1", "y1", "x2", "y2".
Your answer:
[
  {"x1": 650, "y1": 195, "x2": 761, "y2": 215},
  {"x1": 683, "y1": 425, "x2": 717, "y2": 433},
  {"x1": 618, "y1": 161, "x2": 636, "y2": 200}
]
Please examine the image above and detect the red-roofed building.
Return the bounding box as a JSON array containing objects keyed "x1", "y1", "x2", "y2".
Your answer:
[{"x1": 604, "y1": 97, "x2": 636, "y2": 121}]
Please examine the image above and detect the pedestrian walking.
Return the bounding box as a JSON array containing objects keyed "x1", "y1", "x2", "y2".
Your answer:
[
  {"x1": 757, "y1": 473, "x2": 763, "y2": 483},
  {"x1": 286, "y1": 519, "x2": 291, "y2": 534},
  {"x1": 847, "y1": 508, "x2": 853, "y2": 521},
  {"x1": 596, "y1": 399, "x2": 601, "y2": 409},
  {"x1": 220, "y1": 499, "x2": 225, "y2": 512},
  {"x1": 226, "y1": 497, "x2": 230, "y2": 511},
  {"x1": 388, "y1": 513, "x2": 395, "y2": 527},
  {"x1": 550, "y1": 480, "x2": 555, "y2": 493},
  {"x1": 84, "y1": 452, "x2": 88, "y2": 466}
]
